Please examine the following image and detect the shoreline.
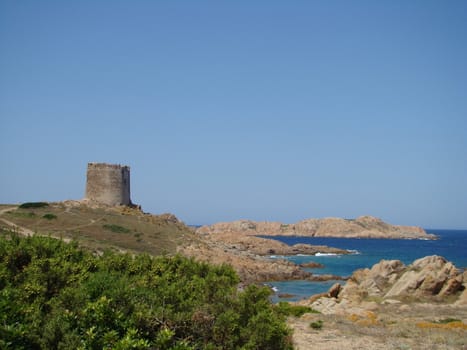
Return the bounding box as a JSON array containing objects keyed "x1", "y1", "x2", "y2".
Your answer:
[{"x1": 264, "y1": 229, "x2": 467, "y2": 303}]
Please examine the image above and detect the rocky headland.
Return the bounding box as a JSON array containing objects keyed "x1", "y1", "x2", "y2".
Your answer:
[
  {"x1": 180, "y1": 233, "x2": 349, "y2": 284},
  {"x1": 0, "y1": 202, "x2": 351, "y2": 284},
  {"x1": 196, "y1": 231, "x2": 349, "y2": 256},
  {"x1": 181, "y1": 242, "x2": 310, "y2": 284},
  {"x1": 198, "y1": 215, "x2": 436, "y2": 239},
  {"x1": 184, "y1": 224, "x2": 354, "y2": 283}
]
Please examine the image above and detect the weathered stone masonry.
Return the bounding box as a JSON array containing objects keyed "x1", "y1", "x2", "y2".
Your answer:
[{"x1": 85, "y1": 163, "x2": 132, "y2": 206}]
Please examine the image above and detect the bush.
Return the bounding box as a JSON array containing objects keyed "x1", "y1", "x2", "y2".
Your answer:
[
  {"x1": 310, "y1": 320, "x2": 323, "y2": 330},
  {"x1": 19, "y1": 202, "x2": 49, "y2": 209},
  {"x1": 0, "y1": 231, "x2": 294, "y2": 349},
  {"x1": 435, "y1": 318, "x2": 461, "y2": 324},
  {"x1": 42, "y1": 214, "x2": 57, "y2": 220},
  {"x1": 102, "y1": 224, "x2": 131, "y2": 234},
  {"x1": 276, "y1": 301, "x2": 319, "y2": 317}
]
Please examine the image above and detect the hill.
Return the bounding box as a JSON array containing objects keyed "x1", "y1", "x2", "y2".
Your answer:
[
  {"x1": 0, "y1": 201, "x2": 194, "y2": 256},
  {"x1": 0, "y1": 202, "x2": 316, "y2": 283}
]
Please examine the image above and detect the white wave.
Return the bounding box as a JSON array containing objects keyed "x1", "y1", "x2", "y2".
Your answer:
[
  {"x1": 314, "y1": 252, "x2": 338, "y2": 256},
  {"x1": 269, "y1": 255, "x2": 287, "y2": 259},
  {"x1": 347, "y1": 249, "x2": 360, "y2": 255}
]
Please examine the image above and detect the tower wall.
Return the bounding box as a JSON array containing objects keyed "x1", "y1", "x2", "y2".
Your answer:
[{"x1": 85, "y1": 163, "x2": 131, "y2": 206}]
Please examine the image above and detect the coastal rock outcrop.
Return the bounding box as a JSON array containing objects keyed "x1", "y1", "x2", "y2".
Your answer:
[
  {"x1": 181, "y1": 219, "x2": 355, "y2": 283},
  {"x1": 186, "y1": 225, "x2": 351, "y2": 282},
  {"x1": 180, "y1": 241, "x2": 311, "y2": 283},
  {"x1": 302, "y1": 255, "x2": 466, "y2": 314},
  {"x1": 342, "y1": 255, "x2": 464, "y2": 301},
  {"x1": 198, "y1": 215, "x2": 435, "y2": 239}
]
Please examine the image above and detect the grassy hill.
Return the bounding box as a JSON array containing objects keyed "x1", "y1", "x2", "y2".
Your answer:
[{"x1": 0, "y1": 201, "x2": 196, "y2": 255}]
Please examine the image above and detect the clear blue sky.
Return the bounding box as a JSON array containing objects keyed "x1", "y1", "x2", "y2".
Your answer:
[{"x1": 1, "y1": 1, "x2": 466, "y2": 229}]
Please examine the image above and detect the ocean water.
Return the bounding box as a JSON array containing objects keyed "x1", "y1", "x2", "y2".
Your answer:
[{"x1": 265, "y1": 229, "x2": 467, "y2": 302}]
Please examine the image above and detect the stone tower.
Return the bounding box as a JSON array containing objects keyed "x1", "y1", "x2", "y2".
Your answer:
[{"x1": 85, "y1": 163, "x2": 132, "y2": 206}]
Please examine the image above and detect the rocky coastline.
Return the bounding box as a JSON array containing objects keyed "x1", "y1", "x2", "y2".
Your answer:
[
  {"x1": 300, "y1": 255, "x2": 467, "y2": 311},
  {"x1": 187, "y1": 215, "x2": 438, "y2": 284},
  {"x1": 196, "y1": 231, "x2": 350, "y2": 256},
  {"x1": 290, "y1": 256, "x2": 467, "y2": 350},
  {"x1": 181, "y1": 230, "x2": 350, "y2": 283},
  {"x1": 197, "y1": 215, "x2": 436, "y2": 239}
]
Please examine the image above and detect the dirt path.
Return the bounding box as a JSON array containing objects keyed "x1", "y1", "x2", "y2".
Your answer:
[{"x1": 65, "y1": 215, "x2": 106, "y2": 232}]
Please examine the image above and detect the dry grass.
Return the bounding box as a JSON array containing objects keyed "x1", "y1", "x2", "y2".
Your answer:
[
  {"x1": 416, "y1": 320, "x2": 467, "y2": 330},
  {"x1": 0, "y1": 202, "x2": 197, "y2": 255},
  {"x1": 290, "y1": 303, "x2": 467, "y2": 350}
]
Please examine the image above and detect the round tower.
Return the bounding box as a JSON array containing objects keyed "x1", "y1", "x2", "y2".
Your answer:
[{"x1": 85, "y1": 163, "x2": 131, "y2": 206}]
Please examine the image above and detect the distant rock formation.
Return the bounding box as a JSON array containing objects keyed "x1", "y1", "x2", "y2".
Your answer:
[
  {"x1": 196, "y1": 232, "x2": 349, "y2": 256},
  {"x1": 198, "y1": 215, "x2": 435, "y2": 239}
]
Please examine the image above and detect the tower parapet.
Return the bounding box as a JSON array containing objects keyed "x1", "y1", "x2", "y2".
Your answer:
[{"x1": 85, "y1": 163, "x2": 132, "y2": 206}]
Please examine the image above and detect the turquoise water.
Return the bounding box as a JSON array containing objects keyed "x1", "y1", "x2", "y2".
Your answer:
[{"x1": 265, "y1": 229, "x2": 467, "y2": 302}]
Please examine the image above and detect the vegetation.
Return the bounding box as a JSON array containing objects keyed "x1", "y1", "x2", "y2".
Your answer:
[
  {"x1": 276, "y1": 302, "x2": 318, "y2": 317},
  {"x1": 309, "y1": 320, "x2": 323, "y2": 330},
  {"x1": 434, "y1": 318, "x2": 461, "y2": 324},
  {"x1": 0, "y1": 203, "x2": 193, "y2": 255},
  {"x1": 18, "y1": 202, "x2": 49, "y2": 209},
  {"x1": 0, "y1": 230, "x2": 293, "y2": 350},
  {"x1": 416, "y1": 321, "x2": 467, "y2": 330},
  {"x1": 42, "y1": 213, "x2": 57, "y2": 220},
  {"x1": 102, "y1": 224, "x2": 131, "y2": 234}
]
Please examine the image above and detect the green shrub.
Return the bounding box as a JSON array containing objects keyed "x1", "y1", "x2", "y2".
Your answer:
[
  {"x1": 0, "y1": 231, "x2": 293, "y2": 349},
  {"x1": 42, "y1": 213, "x2": 57, "y2": 220},
  {"x1": 276, "y1": 301, "x2": 319, "y2": 317},
  {"x1": 19, "y1": 202, "x2": 49, "y2": 209},
  {"x1": 102, "y1": 224, "x2": 131, "y2": 234},
  {"x1": 435, "y1": 318, "x2": 461, "y2": 324},
  {"x1": 310, "y1": 320, "x2": 323, "y2": 330}
]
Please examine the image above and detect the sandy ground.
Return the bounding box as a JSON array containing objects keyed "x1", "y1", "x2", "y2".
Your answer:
[{"x1": 289, "y1": 303, "x2": 467, "y2": 350}]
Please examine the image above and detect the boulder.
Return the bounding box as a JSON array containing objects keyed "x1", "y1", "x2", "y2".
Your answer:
[
  {"x1": 300, "y1": 262, "x2": 325, "y2": 269},
  {"x1": 297, "y1": 256, "x2": 466, "y2": 317},
  {"x1": 384, "y1": 256, "x2": 461, "y2": 298},
  {"x1": 321, "y1": 255, "x2": 465, "y2": 309},
  {"x1": 309, "y1": 297, "x2": 339, "y2": 315},
  {"x1": 328, "y1": 283, "x2": 342, "y2": 298},
  {"x1": 340, "y1": 260, "x2": 405, "y2": 299}
]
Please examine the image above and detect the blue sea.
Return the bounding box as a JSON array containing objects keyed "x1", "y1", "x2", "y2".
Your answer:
[{"x1": 265, "y1": 229, "x2": 467, "y2": 302}]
